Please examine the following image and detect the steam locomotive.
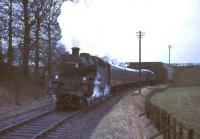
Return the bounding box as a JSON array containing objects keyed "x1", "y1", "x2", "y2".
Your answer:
[{"x1": 50, "y1": 47, "x2": 155, "y2": 109}]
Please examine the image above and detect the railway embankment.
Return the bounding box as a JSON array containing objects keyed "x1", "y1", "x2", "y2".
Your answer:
[
  {"x1": 0, "y1": 75, "x2": 51, "y2": 121},
  {"x1": 90, "y1": 85, "x2": 165, "y2": 139}
]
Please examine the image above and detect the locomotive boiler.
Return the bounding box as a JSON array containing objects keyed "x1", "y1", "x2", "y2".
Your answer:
[{"x1": 50, "y1": 47, "x2": 155, "y2": 109}]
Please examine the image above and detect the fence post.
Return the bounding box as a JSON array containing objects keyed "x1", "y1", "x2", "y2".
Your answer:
[
  {"x1": 146, "y1": 101, "x2": 149, "y2": 118},
  {"x1": 149, "y1": 102, "x2": 153, "y2": 121},
  {"x1": 152, "y1": 104, "x2": 155, "y2": 126},
  {"x1": 163, "y1": 110, "x2": 167, "y2": 139},
  {"x1": 160, "y1": 109, "x2": 163, "y2": 132},
  {"x1": 154, "y1": 105, "x2": 157, "y2": 127},
  {"x1": 172, "y1": 118, "x2": 177, "y2": 139},
  {"x1": 157, "y1": 108, "x2": 161, "y2": 131},
  {"x1": 154, "y1": 105, "x2": 158, "y2": 129},
  {"x1": 178, "y1": 123, "x2": 183, "y2": 139},
  {"x1": 167, "y1": 113, "x2": 171, "y2": 139},
  {"x1": 14, "y1": 80, "x2": 19, "y2": 105},
  {"x1": 188, "y1": 129, "x2": 193, "y2": 139}
]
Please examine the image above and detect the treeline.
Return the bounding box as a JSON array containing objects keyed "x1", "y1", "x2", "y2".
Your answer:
[{"x1": 0, "y1": 0, "x2": 75, "y2": 82}]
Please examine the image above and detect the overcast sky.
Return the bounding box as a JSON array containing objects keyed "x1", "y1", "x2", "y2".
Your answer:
[{"x1": 58, "y1": 0, "x2": 200, "y2": 63}]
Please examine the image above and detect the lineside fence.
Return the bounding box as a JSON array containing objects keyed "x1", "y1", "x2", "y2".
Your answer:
[
  {"x1": 0, "y1": 80, "x2": 50, "y2": 107},
  {"x1": 0, "y1": 94, "x2": 29, "y2": 106},
  {"x1": 165, "y1": 63, "x2": 200, "y2": 67},
  {"x1": 145, "y1": 90, "x2": 200, "y2": 139}
]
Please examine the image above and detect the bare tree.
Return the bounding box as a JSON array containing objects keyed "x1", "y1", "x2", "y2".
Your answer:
[
  {"x1": 28, "y1": 0, "x2": 63, "y2": 80},
  {"x1": 0, "y1": 38, "x2": 3, "y2": 79},
  {"x1": 0, "y1": 0, "x2": 75, "y2": 80},
  {"x1": 0, "y1": 1, "x2": 8, "y2": 79},
  {"x1": 42, "y1": 0, "x2": 63, "y2": 79},
  {"x1": 21, "y1": 0, "x2": 30, "y2": 78},
  {"x1": 7, "y1": 0, "x2": 13, "y2": 67},
  {"x1": 29, "y1": 1, "x2": 43, "y2": 80}
]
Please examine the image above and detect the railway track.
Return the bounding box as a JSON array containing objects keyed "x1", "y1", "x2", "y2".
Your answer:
[
  {"x1": 0, "y1": 109, "x2": 81, "y2": 139},
  {"x1": 0, "y1": 103, "x2": 56, "y2": 129},
  {"x1": 0, "y1": 87, "x2": 134, "y2": 139}
]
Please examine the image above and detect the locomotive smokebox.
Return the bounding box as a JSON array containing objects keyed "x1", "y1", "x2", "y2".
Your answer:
[{"x1": 72, "y1": 47, "x2": 80, "y2": 57}]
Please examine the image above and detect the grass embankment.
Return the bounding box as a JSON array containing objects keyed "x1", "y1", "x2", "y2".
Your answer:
[
  {"x1": 91, "y1": 86, "x2": 165, "y2": 139},
  {"x1": 0, "y1": 76, "x2": 52, "y2": 120},
  {"x1": 150, "y1": 86, "x2": 200, "y2": 133},
  {"x1": 0, "y1": 98, "x2": 52, "y2": 121}
]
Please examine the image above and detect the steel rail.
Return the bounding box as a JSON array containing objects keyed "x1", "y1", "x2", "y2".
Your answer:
[
  {"x1": 0, "y1": 109, "x2": 55, "y2": 135},
  {"x1": 32, "y1": 110, "x2": 81, "y2": 139}
]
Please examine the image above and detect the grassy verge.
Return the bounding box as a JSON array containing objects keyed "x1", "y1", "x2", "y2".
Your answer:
[
  {"x1": 0, "y1": 98, "x2": 52, "y2": 121},
  {"x1": 150, "y1": 86, "x2": 200, "y2": 133},
  {"x1": 0, "y1": 76, "x2": 52, "y2": 121},
  {"x1": 91, "y1": 85, "x2": 165, "y2": 139}
]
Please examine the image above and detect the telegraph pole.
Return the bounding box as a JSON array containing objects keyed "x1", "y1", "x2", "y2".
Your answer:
[
  {"x1": 136, "y1": 30, "x2": 145, "y2": 95},
  {"x1": 168, "y1": 45, "x2": 172, "y2": 66}
]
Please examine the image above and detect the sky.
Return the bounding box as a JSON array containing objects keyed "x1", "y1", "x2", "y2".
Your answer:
[{"x1": 58, "y1": 0, "x2": 200, "y2": 63}]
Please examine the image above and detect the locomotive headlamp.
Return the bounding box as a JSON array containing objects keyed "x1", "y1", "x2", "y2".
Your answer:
[
  {"x1": 55, "y1": 75, "x2": 59, "y2": 80},
  {"x1": 75, "y1": 62, "x2": 79, "y2": 68},
  {"x1": 82, "y1": 76, "x2": 87, "y2": 81}
]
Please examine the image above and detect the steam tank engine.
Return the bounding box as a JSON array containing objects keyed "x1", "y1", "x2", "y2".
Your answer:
[
  {"x1": 50, "y1": 47, "x2": 156, "y2": 109},
  {"x1": 51, "y1": 47, "x2": 110, "y2": 109}
]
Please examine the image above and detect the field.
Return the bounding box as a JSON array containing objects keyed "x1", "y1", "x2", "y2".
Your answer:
[
  {"x1": 172, "y1": 67, "x2": 200, "y2": 86},
  {"x1": 150, "y1": 86, "x2": 200, "y2": 133}
]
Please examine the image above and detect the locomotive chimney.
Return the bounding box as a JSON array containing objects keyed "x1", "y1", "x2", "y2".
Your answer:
[{"x1": 72, "y1": 47, "x2": 80, "y2": 57}]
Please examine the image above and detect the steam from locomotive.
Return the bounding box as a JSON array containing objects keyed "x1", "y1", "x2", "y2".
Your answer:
[{"x1": 50, "y1": 47, "x2": 155, "y2": 109}]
